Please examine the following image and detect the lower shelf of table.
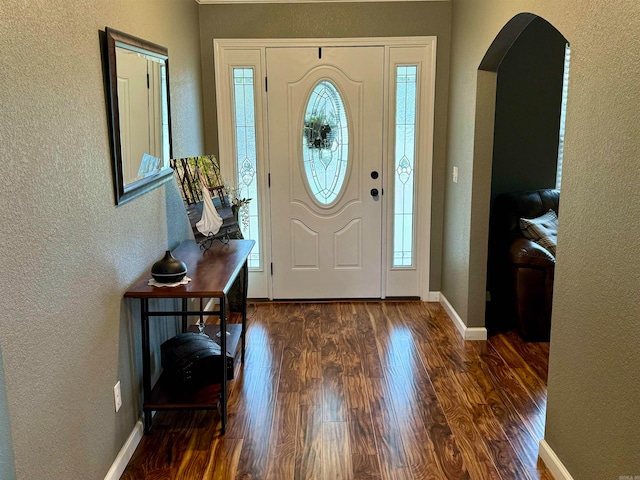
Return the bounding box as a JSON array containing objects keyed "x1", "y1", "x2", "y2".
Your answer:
[{"x1": 144, "y1": 323, "x2": 241, "y2": 412}]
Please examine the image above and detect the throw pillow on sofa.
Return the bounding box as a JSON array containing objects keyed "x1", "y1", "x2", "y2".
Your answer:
[{"x1": 519, "y1": 209, "x2": 558, "y2": 256}]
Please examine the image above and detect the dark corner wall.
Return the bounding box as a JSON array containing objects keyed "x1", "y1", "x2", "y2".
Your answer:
[
  {"x1": 491, "y1": 17, "x2": 567, "y2": 202},
  {"x1": 485, "y1": 17, "x2": 567, "y2": 330}
]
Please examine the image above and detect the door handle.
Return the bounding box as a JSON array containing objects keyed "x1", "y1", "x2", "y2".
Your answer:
[{"x1": 370, "y1": 188, "x2": 379, "y2": 197}]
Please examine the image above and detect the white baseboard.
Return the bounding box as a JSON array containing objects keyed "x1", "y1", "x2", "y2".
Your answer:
[
  {"x1": 539, "y1": 439, "x2": 575, "y2": 480},
  {"x1": 427, "y1": 291, "x2": 441, "y2": 302},
  {"x1": 104, "y1": 419, "x2": 143, "y2": 480},
  {"x1": 438, "y1": 293, "x2": 487, "y2": 340}
]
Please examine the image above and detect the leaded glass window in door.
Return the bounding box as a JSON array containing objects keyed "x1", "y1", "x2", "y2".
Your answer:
[{"x1": 302, "y1": 80, "x2": 349, "y2": 206}]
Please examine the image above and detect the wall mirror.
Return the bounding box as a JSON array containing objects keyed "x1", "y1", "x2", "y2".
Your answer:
[{"x1": 103, "y1": 27, "x2": 173, "y2": 205}]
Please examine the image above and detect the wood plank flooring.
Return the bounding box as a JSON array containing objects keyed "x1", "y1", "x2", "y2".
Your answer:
[{"x1": 120, "y1": 301, "x2": 553, "y2": 479}]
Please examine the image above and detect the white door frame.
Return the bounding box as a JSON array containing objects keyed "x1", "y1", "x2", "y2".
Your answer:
[{"x1": 214, "y1": 36, "x2": 436, "y2": 300}]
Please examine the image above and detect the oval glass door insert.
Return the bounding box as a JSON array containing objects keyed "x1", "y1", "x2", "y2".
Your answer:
[{"x1": 302, "y1": 80, "x2": 349, "y2": 205}]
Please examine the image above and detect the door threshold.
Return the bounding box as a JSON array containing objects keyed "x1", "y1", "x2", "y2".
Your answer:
[{"x1": 248, "y1": 297, "x2": 421, "y2": 304}]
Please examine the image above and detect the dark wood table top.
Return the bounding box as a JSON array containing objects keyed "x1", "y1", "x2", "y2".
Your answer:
[{"x1": 124, "y1": 239, "x2": 255, "y2": 299}]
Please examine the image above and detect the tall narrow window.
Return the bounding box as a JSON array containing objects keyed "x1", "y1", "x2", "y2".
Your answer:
[
  {"x1": 556, "y1": 44, "x2": 570, "y2": 190},
  {"x1": 233, "y1": 67, "x2": 261, "y2": 268},
  {"x1": 161, "y1": 65, "x2": 170, "y2": 162},
  {"x1": 393, "y1": 65, "x2": 418, "y2": 267}
]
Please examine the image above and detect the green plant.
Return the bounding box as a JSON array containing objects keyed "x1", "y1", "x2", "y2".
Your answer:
[{"x1": 223, "y1": 178, "x2": 252, "y2": 231}]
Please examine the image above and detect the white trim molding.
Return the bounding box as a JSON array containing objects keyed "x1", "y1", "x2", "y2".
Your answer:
[
  {"x1": 438, "y1": 292, "x2": 487, "y2": 340},
  {"x1": 103, "y1": 420, "x2": 143, "y2": 480},
  {"x1": 198, "y1": 0, "x2": 448, "y2": 3},
  {"x1": 539, "y1": 439, "x2": 575, "y2": 480},
  {"x1": 426, "y1": 291, "x2": 440, "y2": 302}
]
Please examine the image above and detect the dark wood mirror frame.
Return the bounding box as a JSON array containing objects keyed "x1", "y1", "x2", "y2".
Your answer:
[{"x1": 102, "y1": 27, "x2": 173, "y2": 205}]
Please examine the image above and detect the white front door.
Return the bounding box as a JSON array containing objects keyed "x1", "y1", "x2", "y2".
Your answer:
[
  {"x1": 214, "y1": 38, "x2": 436, "y2": 300},
  {"x1": 267, "y1": 46, "x2": 384, "y2": 299}
]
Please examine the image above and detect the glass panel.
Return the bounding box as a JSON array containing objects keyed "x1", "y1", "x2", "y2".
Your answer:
[
  {"x1": 302, "y1": 81, "x2": 349, "y2": 205},
  {"x1": 161, "y1": 65, "x2": 170, "y2": 162},
  {"x1": 393, "y1": 65, "x2": 417, "y2": 268},
  {"x1": 233, "y1": 67, "x2": 261, "y2": 268}
]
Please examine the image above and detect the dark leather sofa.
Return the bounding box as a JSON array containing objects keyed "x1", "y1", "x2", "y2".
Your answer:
[{"x1": 487, "y1": 189, "x2": 560, "y2": 341}]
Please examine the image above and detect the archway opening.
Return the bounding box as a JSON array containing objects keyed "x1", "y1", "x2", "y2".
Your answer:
[{"x1": 469, "y1": 13, "x2": 569, "y2": 340}]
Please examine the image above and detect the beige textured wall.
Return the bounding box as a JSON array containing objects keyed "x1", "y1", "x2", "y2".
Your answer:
[
  {"x1": 446, "y1": 0, "x2": 640, "y2": 477},
  {"x1": 0, "y1": 1, "x2": 203, "y2": 479},
  {"x1": 198, "y1": 1, "x2": 451, "y2": 290}
]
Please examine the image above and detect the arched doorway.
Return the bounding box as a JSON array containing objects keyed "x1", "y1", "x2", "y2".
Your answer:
[{"x1": 468, "y1": 13, "x2": 569, "y2": 339}]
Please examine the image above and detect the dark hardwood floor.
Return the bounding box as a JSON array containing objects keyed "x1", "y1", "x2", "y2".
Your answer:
[{"x1": 121, "y1": 301, "x2": 553, "y2": 479}]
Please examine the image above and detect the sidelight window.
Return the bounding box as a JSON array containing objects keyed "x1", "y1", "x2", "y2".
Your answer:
[
  {"x1": 556, "y1": 44, "x2": 570, "y2": 190},
  {"x1": 233, "y1": 67, "x2": 261, "y2": 268},
  {"x1": 393, "y1": 65, "x2": 418, "y2": 267}
]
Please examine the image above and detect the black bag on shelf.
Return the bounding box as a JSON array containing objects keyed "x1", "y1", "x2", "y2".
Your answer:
[{"x1": 160, "y1": 332, "x2": 233, "y2": 388}]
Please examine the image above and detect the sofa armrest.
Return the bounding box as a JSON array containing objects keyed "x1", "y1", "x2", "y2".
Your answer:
[{"x1": 508, "y1": 237, "x2": 555, "y2": 268}]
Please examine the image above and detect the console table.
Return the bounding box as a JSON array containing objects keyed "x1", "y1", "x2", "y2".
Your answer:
[{"x1": 124, "y1": 239, "x2": 254, "y2": 434}]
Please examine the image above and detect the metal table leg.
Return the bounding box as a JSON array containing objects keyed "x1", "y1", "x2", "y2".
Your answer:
[
  {"x1": 241, "y1": 260, "x2": 248, "y2": 363},
  {"x1": 141, "y1": 298, "x2": 152, "y2": 434},
  {"x1": 220, "y1": 295, "x2": 227, "y2": 434},
  {"x1": 182, "y1": 298, "x2": 188, "y2": 332}
]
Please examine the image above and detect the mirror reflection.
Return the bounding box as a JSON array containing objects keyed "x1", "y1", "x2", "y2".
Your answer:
[
  {"x1": 116, "y1": 47, "x2": 170, "y2": 184},
  {"x1": 103, "y1": 27, "x2": 173, "y2": 205}
]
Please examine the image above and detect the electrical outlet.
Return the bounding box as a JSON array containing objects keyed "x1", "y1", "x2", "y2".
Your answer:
[
  {"x1": 453, "y1": 166, "x2": 459, "y2": 183},
  {"x1": 113, "y1": 381, "x2": 122, "y2": 413}
]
